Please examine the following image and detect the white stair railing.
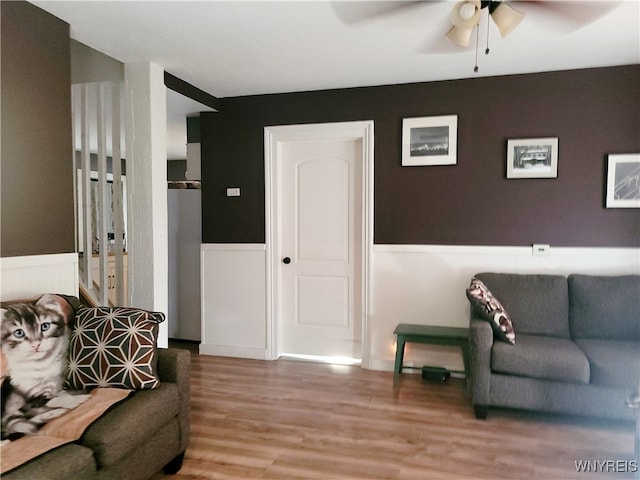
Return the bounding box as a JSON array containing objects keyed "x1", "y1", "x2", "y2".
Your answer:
[{"x1": 72, "y1": 82, "x2": 127, "y2": 306}]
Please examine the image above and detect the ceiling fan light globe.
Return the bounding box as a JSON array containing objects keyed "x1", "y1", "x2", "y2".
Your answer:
[
  {"x1": 450, "y1": 0, "x2": 481, "y2": 29},
  {"x1": 491, "y1": 3, "x2": 525, "y2": 37},
  {"x1": 459, "y1": 2, "x2": 477, "y2": 20},
  {"x1": 446, "y1": 25, "x2": 474, "y2": 47}
]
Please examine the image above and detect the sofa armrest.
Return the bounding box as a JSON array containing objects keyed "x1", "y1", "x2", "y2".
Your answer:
[
  {"x1": 469, "y1": 313, "x2": 494, "y2": 408},
  {"x1": 157, "y1": 348, "x2": 189, "y2": 384},
  {"x1": 157, "y1": 348, "x2": 190, "y2": 453}
]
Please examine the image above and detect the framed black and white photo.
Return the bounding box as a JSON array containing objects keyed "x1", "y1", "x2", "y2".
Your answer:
[
  {"x1": 506, "y1": 137, "x2": 558, "y2": 179},
  {"x1": 402, "y1": 115, "x2": 457, "y2": 166},
  {"x1": 606, "y1": 153, "x2": 640, "y2": 208}
]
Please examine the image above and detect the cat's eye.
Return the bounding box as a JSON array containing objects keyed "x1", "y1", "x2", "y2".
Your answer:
[
  {"x1": 13, "y1": 329, "x2": 25, "y2": 339},
  {"x1": 41, "y1": 323, "x2": 51, "y2": 332}
]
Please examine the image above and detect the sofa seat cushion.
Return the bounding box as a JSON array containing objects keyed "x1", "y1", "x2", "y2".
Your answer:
[
  {"x1": 491, "y1": 333, "x2": 590, "y2": 384},
  {"x1": 79, "y1": 381, "x2": 180, "y2": 468},
  {"x1": 4, "y1": 443, "x2": 96, "y2": 480},
  {"x1": 575, "y1": 339, "x2": 640, "y2": 389}
]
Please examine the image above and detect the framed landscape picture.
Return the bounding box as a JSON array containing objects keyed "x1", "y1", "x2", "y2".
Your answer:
[
  {"x1": 606, "y1": 153, "x2": 640, "y2": 208},
  {"x1": 402, "y1": 115, "x2": 457, "y2": 166},
  {"x1": 506, "y1": 137, "x2": 558, "y2": 179}
]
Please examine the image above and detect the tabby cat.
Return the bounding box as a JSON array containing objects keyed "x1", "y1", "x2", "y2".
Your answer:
[{"x1": 1, "y1": 294, "x2": 90, "y2": 441}]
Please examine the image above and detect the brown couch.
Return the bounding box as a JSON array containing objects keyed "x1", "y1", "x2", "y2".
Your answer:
[{"x1": 3, "y1": 348, "x2": 190, "y2": 480}]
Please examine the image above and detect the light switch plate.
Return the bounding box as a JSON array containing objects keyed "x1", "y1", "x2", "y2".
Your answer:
[{"x1": 226, "y1": 187, "x2": 241, "y2": 197}]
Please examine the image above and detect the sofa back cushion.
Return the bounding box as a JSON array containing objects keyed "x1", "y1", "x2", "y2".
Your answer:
[
  {"x1": 476, "y1": 273, "x2": 570, "y2": 338},
  {"x1": 568, "y1": 274, "x2": 640, "y2": 341}
]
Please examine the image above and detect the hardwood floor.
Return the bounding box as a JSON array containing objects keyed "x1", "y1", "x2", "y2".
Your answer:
[{"x1": 163, "y1": 346, "x2": 635, "y2": 479}]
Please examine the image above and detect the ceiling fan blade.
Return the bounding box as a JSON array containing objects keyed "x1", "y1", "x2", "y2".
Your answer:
[
  {"x1": 515, "y1": 1, "x2": 621, "y2": 33},
  {"x1": 331, "y1": 1, "x2": 444, "y2": 26}
]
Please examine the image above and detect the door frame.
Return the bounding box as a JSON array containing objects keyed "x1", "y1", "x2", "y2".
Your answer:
[{"x1": 264, "y1": 121, "x2": 374, "y2": 365}]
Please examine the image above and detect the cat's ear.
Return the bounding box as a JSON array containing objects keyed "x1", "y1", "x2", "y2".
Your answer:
[
  {"x1": 36, "y1": 295, "x2": 73, "y2": 324},
  {"x1": 0, "y1": 308, "x2": 7, "y2": 325}
]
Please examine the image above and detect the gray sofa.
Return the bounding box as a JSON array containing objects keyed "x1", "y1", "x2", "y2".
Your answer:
[
  {"x1": 4, "y1": 348, "x2": 190, "y2": 480},
  {"x1": 469, "y1": 273, "x2": 639, "y2": 421}
]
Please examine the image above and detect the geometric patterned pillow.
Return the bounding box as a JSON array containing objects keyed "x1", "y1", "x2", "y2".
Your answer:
[
  {"x1": 66, "y1": 307, "x2": 165, "y2": 390},
  {"x1": 466, "y1": 277, "x2": 516, "y2": 344}
]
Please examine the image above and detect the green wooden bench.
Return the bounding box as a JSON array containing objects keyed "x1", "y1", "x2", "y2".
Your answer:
[{"x1": 393, "y1": 323, "x2": 470, "y2": 386}]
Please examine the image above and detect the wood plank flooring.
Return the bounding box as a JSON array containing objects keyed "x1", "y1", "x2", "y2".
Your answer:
[{"x1": 162, "y1": 347, "x2": 636, "y2": 480}]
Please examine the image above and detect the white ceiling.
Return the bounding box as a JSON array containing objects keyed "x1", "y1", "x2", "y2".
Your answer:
[{"x1": 34, "y1": 1, "x2": 640, "y2": 99}]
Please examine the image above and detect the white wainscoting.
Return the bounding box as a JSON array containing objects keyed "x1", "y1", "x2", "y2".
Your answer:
[
  {"x1": 200, "y1": 244, "x2": 267, "y2": 359},
  {"x1": 0, "y1": 253, "x2": 79, "y2": 301},
  {"x1": 365, "y1": 244, "x2": 640, "y2": 373},
  {"x1": 199, "y1": 242, "x2": 639, "y2": 374}
]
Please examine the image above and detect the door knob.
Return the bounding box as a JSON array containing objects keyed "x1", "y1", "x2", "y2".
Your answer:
[{"x1": 282, "y1": 257, "x2": 291, "y2": 264}]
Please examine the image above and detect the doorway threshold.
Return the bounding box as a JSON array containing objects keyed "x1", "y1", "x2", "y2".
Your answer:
[{"x1": 279, "y1": 353, "x2": 361, "y2": 367}]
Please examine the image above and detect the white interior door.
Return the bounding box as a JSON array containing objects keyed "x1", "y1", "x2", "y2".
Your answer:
[{"x1": 277, "y1": 136, "x2": 363, "y2": 360}]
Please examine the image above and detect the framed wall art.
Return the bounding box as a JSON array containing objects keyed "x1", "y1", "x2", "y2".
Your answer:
[
  {"x1": 606, "y1": 153, "x2": 640, "y2": 208},
  {"x1": 506, "y1": 137, "x2": 558, "y2": 179},
  {"x1": 402, "y1": 115, "x2": 458, "y2": 166}
]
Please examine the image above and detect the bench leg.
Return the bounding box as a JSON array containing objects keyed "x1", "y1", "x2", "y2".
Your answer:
[{"x1": 393, "y1": 336, "x2": 406, "y2": 386}]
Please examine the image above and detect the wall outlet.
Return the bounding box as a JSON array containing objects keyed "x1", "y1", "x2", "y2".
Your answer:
[{"x1": 532, "y1": 244, "x2": 550, "y2": 256}]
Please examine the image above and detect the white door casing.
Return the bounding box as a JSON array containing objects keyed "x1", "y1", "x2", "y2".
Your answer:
[{"x1": 265, "y1": 121, "x2": 374, "y2": 364}]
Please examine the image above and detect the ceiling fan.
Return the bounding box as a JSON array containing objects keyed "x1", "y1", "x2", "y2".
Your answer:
[
  {"x1": 333, "y1": 1, "x2": 620, "y2": 70},
  {"x1": 447, "y1": 1, "x2": 525, "y2": 71},
  {"x1": 446, "y1": 1, "x2": 524, "y2": 48}
]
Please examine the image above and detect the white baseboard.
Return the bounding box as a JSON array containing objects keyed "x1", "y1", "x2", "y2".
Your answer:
[{"x1": 199, "y1": 343, "x2": 268, "y2": 360}]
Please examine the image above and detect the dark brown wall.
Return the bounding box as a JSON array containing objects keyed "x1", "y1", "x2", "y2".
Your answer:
[
  {"x1": 1, "y1": 1, "x2": 74, "y2": 256},
  {"x1": 201, "y1": 65, "x2": 639, "y2": 247}
]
